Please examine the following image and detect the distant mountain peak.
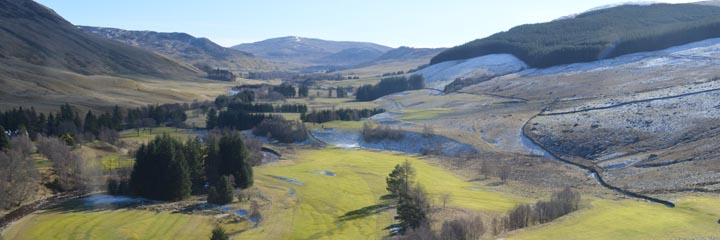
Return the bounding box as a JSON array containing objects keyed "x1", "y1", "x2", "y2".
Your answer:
[{"x1": 232, "y1": 36, "x2": 392, "y2": 69}]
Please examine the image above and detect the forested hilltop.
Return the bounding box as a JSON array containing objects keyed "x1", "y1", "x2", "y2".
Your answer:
[{"x1": 431, "y1": 3, "x2": 720, "y2": 68}]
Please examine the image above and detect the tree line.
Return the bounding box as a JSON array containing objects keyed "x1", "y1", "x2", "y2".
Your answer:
[
  {"x1": 227, "y1": 102, "x2": 308, "y2": 114},
  {"x1": 0, "y1": 103, "x2": 188, "y2": 141},
  {"x1": 356, "y1": 75, "x2": 425, "y2": 101},
  {"x1": 300, "y1": 108, "x2": 385, "y2": 124}
]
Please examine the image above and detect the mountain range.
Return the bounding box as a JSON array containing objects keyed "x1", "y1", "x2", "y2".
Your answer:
[
  {"x1": 79, "y1": 26, "x2": 277, "y2": 73},
  {"x1": 232, "y1": 36, "x2": 393, "y2": 69}
]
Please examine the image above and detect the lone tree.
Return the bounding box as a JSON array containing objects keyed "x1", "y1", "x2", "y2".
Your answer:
[{"x1": 386, "y1": 160, "x2": 415, "y2": 197}]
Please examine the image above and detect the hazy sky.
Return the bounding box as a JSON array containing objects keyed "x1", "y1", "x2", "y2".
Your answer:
[{"x1": 36, "y1": 0, "x2": 696, "y2": 48}]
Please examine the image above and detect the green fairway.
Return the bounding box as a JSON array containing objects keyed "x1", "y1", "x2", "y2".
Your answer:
[
  {"x1": 241, "y1": 148, "x2": 525, "y2": 239},
  {"x1": 2, "y1": 209, "x2": 217, "y2": 240},
  {"x1": 508, "y1": 196, "x2": 720, "y2": 240},
  {"x1": 101, "y1": 154, "x2": 135, "y2": 171}
]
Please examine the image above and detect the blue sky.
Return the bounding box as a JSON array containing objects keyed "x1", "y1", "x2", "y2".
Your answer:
[{"x1": 36, "y1": 0, "x2": 694, "y2": 48}]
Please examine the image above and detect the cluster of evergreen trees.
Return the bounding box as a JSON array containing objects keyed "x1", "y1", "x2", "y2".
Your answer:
[
  {"x1": 272, "y1": 83, "x2": 297, "y2": 98},
  {"x1": 211, "y1": 109, "x2": 278, "y2": 131},
  {"x1": 431, "y1": 4, "x2": 720, "y2": 68},
  {"x1": 246, "y1": 71, "x2": 344, "y2": 81},
  {"x1": 355, "y1": 75, "x2": 425, "y2": 101},
  {"x1": 129, "y1": 131, "x2": 254, "y2": 201},
  {"x1": 0, "y1": 103, "x2": 188, "y2": 141},
  {"x1": 300, "y1": 108, "x2": 385, "y2": 124},
  {"x1": 0, "y1": 104, "x2": 123, "y2": 141},
  {"x1": 227, "y1": 102, "x2": 308, "y2": 114}
]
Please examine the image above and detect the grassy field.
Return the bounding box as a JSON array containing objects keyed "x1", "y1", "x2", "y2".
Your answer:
[
  {"x1": 119, "y1": 127, "x2": 199, "y2": 145},
  {"x1": 508, "y1": 196, "x2": 720, "y2": 240},
  {"x1": 2, "y1": 208, "x2": 217, "y2": 240},
  {"x1": 241, "y1": 148, "x2": 526, "y2": 239},
  {"x1": 397, "y1": 108, "x2": 452, "y2": 121}
]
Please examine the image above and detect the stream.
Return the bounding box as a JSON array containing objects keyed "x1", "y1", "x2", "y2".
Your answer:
[{"x1": 520, "y1": 116, "x2": 675, "y2": 208}]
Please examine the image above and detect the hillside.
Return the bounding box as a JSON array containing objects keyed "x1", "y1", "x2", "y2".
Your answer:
[
  {"x1": 431, "y1": 3, "x2": 720, "y2": 68},
  {"x1": 79, "y1": 26, "x2": 277, "y2": 73},
  {"x1": 232, "y1": 36, "x2": 392, "y2": 69},
  {"x1": 340, "y1": 47, "x2": 445, "y2": 76},
  {"x1": 0, "y1": 0, "x2": 199, "y2": 76},
  {"x1": 0, "y1": 0, "x2": 232, "y2": 111}
]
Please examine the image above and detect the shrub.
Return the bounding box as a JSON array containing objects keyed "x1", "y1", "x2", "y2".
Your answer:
[
  {"x1": 252, "y1": 118, "x2": 307, "y2": 143},
  {"x1": 361, "y1": 122, "x2": 404, "y2": 143}
]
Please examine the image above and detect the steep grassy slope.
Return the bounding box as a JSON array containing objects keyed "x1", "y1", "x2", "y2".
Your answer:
[
  {"x1": 0, "y1": 0, "x2": 251, "y2": 111},
  {"x1": 0, "y1": 0, "x2": 199, "y2": 76},
  {"x1": 432, "y1": 3, "x2": 720, "y2": 68},
  {"x1": 79, "y1": 26, "x2": 277, "y2": 73}
]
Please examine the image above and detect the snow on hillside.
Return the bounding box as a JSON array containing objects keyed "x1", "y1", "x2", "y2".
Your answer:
[
  {"x1": 421, "y1": 37, "x2": 720, "y2": 90},
  {"x1": 415, "y1": 54, "x2": 528, "y2": 88},
  {"x1": 522, "y1": 37, "x2": 720, "y2": 77}
]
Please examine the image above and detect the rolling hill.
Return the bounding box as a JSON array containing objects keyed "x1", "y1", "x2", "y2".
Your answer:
[
  {"x1": 431, "y1": 3, "x2": 720, "y2": 68},
  {"x1": 340, "y1": 46, "x2": 446, "y2": 76},
  {"x1": 0, "y1": 0, "x2": 233, "y2": 111},
  {"x1": 232, "y1": 36, "x2": 392, "y2": 69},
  {"x1": 79, "y1": 26, "x2": 277, "y2": 73}
]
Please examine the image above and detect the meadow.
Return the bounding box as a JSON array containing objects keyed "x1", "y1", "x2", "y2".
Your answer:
[{"x1": 508, "y1": 196, "x2": 720, "y2": 239}]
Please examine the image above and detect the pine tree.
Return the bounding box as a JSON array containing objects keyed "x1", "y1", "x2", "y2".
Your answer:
[
  {"x1": 0, "y1": 125, "x2": 9, "y2": 150},
  {"x1": 84, "y1": 111, "x2": 99, "y2": 136},
  {"x1": 206, "y1": 108, "x2": 218, "y2": 129},
  {"x1": 184, "y1": 138, "x2": 206, "y2": 193},
  {"x1": 298, "y1": 85, "x2": 309, "y2": 97},
  {"x1": 210, "y1": 226, "x2": 229, "y2": 240},
  {"x1": 207, "y1": 175, "x2": 234, "y2": 205},
  {"x1": 111, "y1": 105, "x2": 123, "y2": 130},
  {"x1": 218, "y1": 131, "x2": 253, "y2": 189}
]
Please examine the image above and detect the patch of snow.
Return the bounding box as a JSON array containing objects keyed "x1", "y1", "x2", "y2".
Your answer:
[
  {"x1": 522, "y1": 37, "x2": 720, "y2": 77},
  {"x1": 415, "y1": 54, "x2": 528, "y2": 89},
  {"x1": 311, "y1": 129, "x2": 478, "y2": 157}
]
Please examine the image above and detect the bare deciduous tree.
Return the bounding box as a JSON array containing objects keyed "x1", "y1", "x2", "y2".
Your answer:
[
  {"x1": 439, "y1": 192, "x2": 452, "y2": 209},
  {"x1": 98, "y1": 127, "x2": 119, "y2": 145},
  {"x1": 0, "y1": 148, "x2": 39, "y2": 209},
  {"x1": 439, "y1": 216, "x2": 485, "y2": 240},
  {"x1": 497, "y1": 163, "x2": 512, "y2": 182},
  {"x1": 36, "y1": 136, "x2": 84, "y2": 191}
]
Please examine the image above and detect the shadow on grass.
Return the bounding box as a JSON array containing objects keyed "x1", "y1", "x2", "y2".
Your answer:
[
  {"x1": 337, "y1": 203, "x2": 392, "y2": 222},
  {"x1": 45, "y1": 194, "x2": 162, "y2": 214}
]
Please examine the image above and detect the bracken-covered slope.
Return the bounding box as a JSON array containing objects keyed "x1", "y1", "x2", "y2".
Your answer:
[
  {"x1": 79, "y1": 26, "x2": 277, "y2": 73},
  {"x1": 431, "y1": 3, "x2": 720, "y2": 68}
]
